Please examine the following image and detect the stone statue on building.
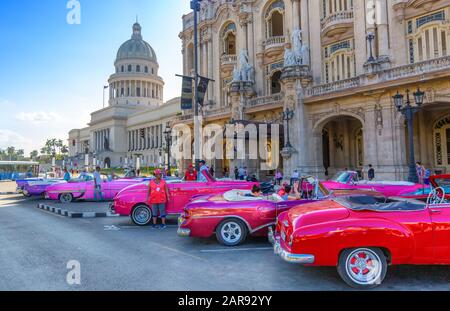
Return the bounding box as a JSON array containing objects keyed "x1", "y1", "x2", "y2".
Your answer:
[
  {"x1": 232, "y1": 65, "x2": 241, "y2": 82},
  {"x1": 237, "y1": 49, "x2": 255, "y2": 83},
  {"x1": 284, "y1": 48, "x2": 297, "y2": 67},
  {"x1": 290, "y1": 28, "x2": 310, "y2": 66}
]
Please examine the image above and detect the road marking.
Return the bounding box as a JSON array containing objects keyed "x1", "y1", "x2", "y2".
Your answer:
[
  {"x1": 200, "y1": 247, "x2": 273, "y2": 253},
  {"x1": 104, "y1": 225, "x2": 120, "y2": 231}
]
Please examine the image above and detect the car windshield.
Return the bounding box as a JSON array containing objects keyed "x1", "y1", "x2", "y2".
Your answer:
[
  {"x1": 332, "y1": 171, "x2": 354, "y2": 183},
  {"x1": 433, "y1": 178, "x2": 450, "y2": 192}
]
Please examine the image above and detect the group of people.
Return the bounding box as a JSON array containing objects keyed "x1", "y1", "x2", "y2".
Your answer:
[{"x1": 416, "y1": 162, "x2": 431, "y2": 185}]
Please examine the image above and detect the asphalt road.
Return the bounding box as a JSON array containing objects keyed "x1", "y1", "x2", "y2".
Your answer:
[{"x1": 1, "y1": 193, "x2": 450, "y2": 291}]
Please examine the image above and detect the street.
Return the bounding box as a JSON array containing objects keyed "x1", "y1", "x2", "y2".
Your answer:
[{"x1": 1, "y1": 191, "x2": 450, "y2": 291}]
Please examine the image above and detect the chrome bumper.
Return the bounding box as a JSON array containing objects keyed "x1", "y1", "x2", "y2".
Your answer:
[
  {"x1": 177, "y1": 227, "x2": 191, "y2": 237},
  {"x1": 272, "y1": 234, "x2": 315, "y2": 264}
]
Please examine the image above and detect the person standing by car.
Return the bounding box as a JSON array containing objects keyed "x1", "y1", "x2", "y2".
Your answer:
[
  {"x1": 234, "y1": 167, "x2": 239, "y2": 180},
  {"x1": 184, "y1": 164, "x2": 197, "y2": 181},
  {"x1": 63, "y1": 168, "x2": 71, "y2": 182},
  {"x1": 416, "y1": 162, "x2": 425, "y2": 184},
  {"x1": 93, "y1": 166, "x2": 104, "y2": 201},
  {"x1": 147, "y1": 169, "x2": 170, "y2": 229},
  {"x1": 198, "y1": 160, "x2": 209, "y2": 182},
  {"x1": 238, "y1": 167, "x2": 246, "y2": 180},
  {"x1": 368, "y1": 164, "x2": 375, "y2": 181}
]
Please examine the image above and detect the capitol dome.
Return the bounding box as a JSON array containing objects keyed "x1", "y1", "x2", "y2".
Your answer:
[{"x1": 116, "y1": 22, "x2": 157, "y2": 63}]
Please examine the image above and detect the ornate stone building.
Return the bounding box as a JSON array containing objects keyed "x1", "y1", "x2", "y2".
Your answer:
[
  {"x1": 178, "y1": 0, "x2": 450, "y2": 180},
  {"x1": 68, "y1": 22, "x2": 180, "y2": 169}
]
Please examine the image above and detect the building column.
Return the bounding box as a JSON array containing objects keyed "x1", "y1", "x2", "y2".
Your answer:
[
  {"x1": 292, "y1": 0, "x2": 300, "y2": 30},
  {"x1": 376, "y1": 0, "x2": 389, "y2": 59}
]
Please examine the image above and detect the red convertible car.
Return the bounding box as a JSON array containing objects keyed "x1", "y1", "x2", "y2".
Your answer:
[
  {"x1": 272, "y1": 182, "x2": 450, "y2": 289},
  {"x1": 111, "y1": 170, "x2": 259, "y2": 226},
  {"x1": 178, "y1": 177, "x2": 382, "y2": 246}
]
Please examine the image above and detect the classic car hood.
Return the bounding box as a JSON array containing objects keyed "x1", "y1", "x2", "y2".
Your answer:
[{"x1": 287, "y1": 200, "x2": 350, "y2": 230}]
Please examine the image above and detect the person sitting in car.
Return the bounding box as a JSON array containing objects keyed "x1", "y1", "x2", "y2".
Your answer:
[{"x1": 245, "y1": 185, "x2": 263, "y2": 198}]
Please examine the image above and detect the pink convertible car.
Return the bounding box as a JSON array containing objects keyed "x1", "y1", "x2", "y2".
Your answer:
[
  {"x1": 45, "y1": 174, "x2": 147, "y2": 203},
  {"x1": 322, "y1": 171, "x2": 426, "y2": 197},
  {"x1": 111, "y1": 171, "x2": 259, "y2": 226}
]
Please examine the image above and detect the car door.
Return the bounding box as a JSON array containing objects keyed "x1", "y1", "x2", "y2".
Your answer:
[
  {"x1": 169, "y1": 181, "x2": 206, "y2": 214},
  {"x1": 429, "y1": 203, "x2": 450, "y2": 263}
]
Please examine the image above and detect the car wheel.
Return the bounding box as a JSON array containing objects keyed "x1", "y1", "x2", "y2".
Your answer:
[
  {"x1": 337, "y1": 247, "x2": 387, "y2": 289},
  {"x1": 131, "y1": 205, "x2": 152, "y2": 226},
  {"x1": 216, "y1": 219, "x2": 248, "y2": 246},
  {"x1": 59, "y1": 193, "x2": 74, "y2": 204}
]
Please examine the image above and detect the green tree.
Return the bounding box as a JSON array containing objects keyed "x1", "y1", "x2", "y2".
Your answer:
[{"x1": 30, "y1": 150, "x2": 39, "y2": 160}]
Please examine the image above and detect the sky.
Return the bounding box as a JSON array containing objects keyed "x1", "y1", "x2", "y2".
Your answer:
[{"x1": 0, "y1": 0, "x2": 188, "y2": 154}]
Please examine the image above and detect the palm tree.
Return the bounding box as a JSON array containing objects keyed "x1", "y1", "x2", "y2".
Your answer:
[
  {"x1": 6, "y1": 146, "x2": 15, "y2": 161},
  {"x1": 30, "y1": 150, "x2": 38, "y2": 160}
]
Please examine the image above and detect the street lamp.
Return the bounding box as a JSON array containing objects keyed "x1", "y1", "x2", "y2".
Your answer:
[
  {"x1": 163, "y1": 125, "x2": 173, "y2": 176},
  {"x1": 191, "y1": 0, "x2": 202, "y2": 172},
  {"x1": 366, "y1": 32, "x2": 376, "y2": 62},
  {"x1": 282, "y1": 108, "x2": 295, "y2": 148},
  {"x1": 392, "y1": 89, "x2": 425, "y2": 183}
]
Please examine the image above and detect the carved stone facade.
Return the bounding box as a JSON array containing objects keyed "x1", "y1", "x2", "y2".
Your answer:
[{"x1": 179, "y1": 0, "x2": 450, "y2": 180}]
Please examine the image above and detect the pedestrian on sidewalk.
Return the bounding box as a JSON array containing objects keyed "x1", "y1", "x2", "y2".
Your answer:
[{"x1": 147, "y1": 169, "x2": 170, "y2": 229}]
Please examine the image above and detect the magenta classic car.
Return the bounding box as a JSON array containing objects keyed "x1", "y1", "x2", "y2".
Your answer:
[
  {"x1": 20, "y1": 179, "x2": 66, "y2": 197},
  {"x1": 111, "y1": 170, "x2": 259, "y2": 226},
  {"x1": 322, "y1": 171, "x2": 426, "y2": 197},
  {"x1": 45, "y1": 174, "x2": 147, "y2": 203}
]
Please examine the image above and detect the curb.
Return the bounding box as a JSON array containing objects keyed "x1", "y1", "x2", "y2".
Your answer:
[
  {"x1": 0, "y1": 192, "x2": 16, "y2": 195},
  {"x1": 36, "y1": 203, "x2": 119, "y2": 218}
]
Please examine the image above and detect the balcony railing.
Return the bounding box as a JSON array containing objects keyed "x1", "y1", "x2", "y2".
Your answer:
[
  {"x1": 220, "y1": 54, "x2": 237, "y2": 66},
  {"x1": 307, "y1": 56, "x2": 450, "y2": 97},
  {"x1": 383, "y1": 56, "x2": 450, "y2": 81},
  {"x1": 204, "y1": 106, "x2": 231, "y2": 118},
  {"x1": 321, "y1": 10, "x2": 354, "y2": 29},
  {"x1": 247, "y1": 93, "x2": 284, "y2": 108},
  {"x1": 263, "y1": 36, "x2": 286, "y2": 48}
]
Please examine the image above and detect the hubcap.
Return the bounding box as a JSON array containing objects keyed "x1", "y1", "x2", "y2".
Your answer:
[
  {"x1": 134, "y1": 207, "x2": 150, "y2": 224},
  {"x1": 346, "y1": 249, "x2": 382, "y2": 285},
  {"x1": 61, "y1": 194, "x2": 72, "y2": 203},
  {"x1": 221, "y1": 221, "x2": 242, "y2": 244}
]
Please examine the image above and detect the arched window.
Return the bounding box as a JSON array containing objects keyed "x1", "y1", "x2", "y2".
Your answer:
[
  {"x1": 128, "y1": 65, "x2": 132, "y2": 72},
  {"x1": 407, "y1": 10, "x2": 449, "y2": 64},
  {"x1": 265, "y1": 0, "x2": 285, "y2": 39},
  {"x1": 270, "y1": 70, "x2": 282, "y2": 94},
  {"x1": 136, "y1": 65, "x2": 141, "y2": 72},
  {"x1": 221, "y1": 23, "x2": 237, "y2": 55},
  {"x1": 323, "y1": 39, "x2": 355, "y2": 83},
  {"x1": 434, "y1": 115, "x2": 450, "y2": 169}
]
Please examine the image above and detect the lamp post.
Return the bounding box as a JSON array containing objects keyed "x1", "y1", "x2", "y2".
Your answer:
[
  {"x1": 164, "y1": 125, "x2": 173, "y2": 175},
  {"x1": 191, "y1": 0, "x2": 202, "y2": 172},
  {"x1": 392, "y1": 88, "x2": 425, "y2": 183},
  {"x1": 282, "y1": 108, "x2": 295, "y2": 148},
  {"x1": 366, "y1": 32, "x2": 376, "y2": 62}
]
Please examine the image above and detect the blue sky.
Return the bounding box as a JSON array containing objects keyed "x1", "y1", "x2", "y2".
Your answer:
[{"x1": 0, "y1": 0, "x2": 188, "y2": 154}]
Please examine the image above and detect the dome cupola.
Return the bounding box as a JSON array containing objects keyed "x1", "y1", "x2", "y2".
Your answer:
[{"x1": 115, "y1": 22, "x2": 157, "y2": 63}]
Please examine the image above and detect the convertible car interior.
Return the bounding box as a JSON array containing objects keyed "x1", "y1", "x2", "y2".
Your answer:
[
  {"x1": 336, "y1": 195, "x2": 427, "y2": 212},
  {"x1": 223, "y1": 190, "x2": 284, "y2": 203}
]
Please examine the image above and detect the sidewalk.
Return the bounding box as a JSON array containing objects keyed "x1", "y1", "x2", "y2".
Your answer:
[{"x1": 0, "y1": 181, "x2": 16, "y2": 194}]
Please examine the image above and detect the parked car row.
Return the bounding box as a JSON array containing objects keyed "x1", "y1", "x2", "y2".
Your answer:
[{"x1": 15, "y1": 170, "x2": 449, "y2": 288}]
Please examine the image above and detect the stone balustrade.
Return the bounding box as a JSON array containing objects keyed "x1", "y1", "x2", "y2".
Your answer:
[
  {"x1": 247, "y1": 93, "x2": 284, "y2": 108},
  {"x1": 321, "y1": 10, "x2": 354, "y2": 29},
  {"x1": 263, "y1": 36, "x2": 286, "y2": 48}
]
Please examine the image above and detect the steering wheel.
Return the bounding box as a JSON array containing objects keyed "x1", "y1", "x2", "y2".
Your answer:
[{"x1": 427, "y1": 187, "x2": 446, "y2": 205}]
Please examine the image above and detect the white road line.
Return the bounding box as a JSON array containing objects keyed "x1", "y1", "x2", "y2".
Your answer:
[{"x1": 200, "y1": 247, "x2": 273, "y2": 253}]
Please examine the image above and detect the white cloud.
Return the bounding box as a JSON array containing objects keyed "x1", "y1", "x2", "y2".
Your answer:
[
  {"x1": 0, "y1": 129, "x2": 33, "y2": 151},
  {"x1": 16, "y1": 111, "x2": 63, "y2": 123}
]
